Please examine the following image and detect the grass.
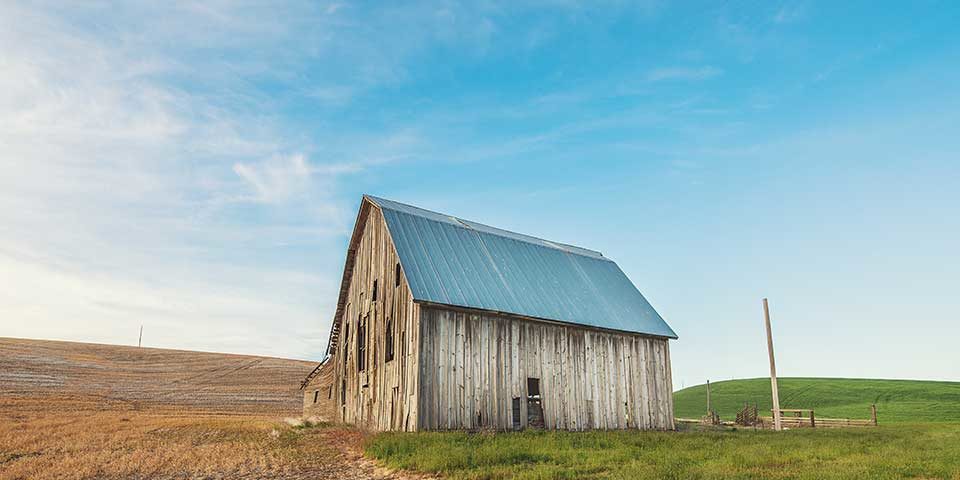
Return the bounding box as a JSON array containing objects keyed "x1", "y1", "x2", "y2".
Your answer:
[
  {"x1": 367, "y1": 378, "x2": 960, "y2": 479},
  {"x1": 673, "y1": 377, "x2": 960, "y2": 422},
  {"x1": 367, "y1": 423, "x2": 960, "y2": 479}
]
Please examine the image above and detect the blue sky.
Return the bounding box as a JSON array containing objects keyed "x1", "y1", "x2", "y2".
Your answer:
[{"x1": 1, "y1": 1, "x2": 958, "y2": 389}]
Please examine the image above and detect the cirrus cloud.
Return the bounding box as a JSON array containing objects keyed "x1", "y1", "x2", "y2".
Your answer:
[{"x1": 646, "y1": 66, "x2": 723, "y2": 82}]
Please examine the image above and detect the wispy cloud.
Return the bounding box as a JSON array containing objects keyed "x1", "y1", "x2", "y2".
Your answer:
[
  {"x1": 0, "y1": 1, "x2": 444, "y2": 359},
  {"x1": 646, "y1": 66, "x2": 723, "y2": 82},
  {"x1": 233, "y1": 154, "x2": 315, "y2": 205},
  {"x1": 305, "y1": 85, "x2": 358, "y2": 107},
  {"x1": 773, "y1": 3, "x2": 807, "y2": 24},
  {"x1": 0, "y1": 1, "x2": 759, "y2": 363}
]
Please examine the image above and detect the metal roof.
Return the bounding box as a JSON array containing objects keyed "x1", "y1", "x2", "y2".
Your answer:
[{"x1": 367, "y1": 195, "x2": 677, "y2": 339}]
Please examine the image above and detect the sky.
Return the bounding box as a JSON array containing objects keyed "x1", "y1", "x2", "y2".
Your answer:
[{"x1": 1, "y1": 1, "x2": 958, "y2": 389}]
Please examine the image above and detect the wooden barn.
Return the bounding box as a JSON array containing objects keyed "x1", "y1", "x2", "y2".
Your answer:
[{"x1": 301, "y1": 195, "x2": 678, "y2": 431}]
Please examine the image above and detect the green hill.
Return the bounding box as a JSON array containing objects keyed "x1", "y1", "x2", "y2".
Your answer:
[{"x1": 673, "y1": 377, "x2": 960, "y2": 423}]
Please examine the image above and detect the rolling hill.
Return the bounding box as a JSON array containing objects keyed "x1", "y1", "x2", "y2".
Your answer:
[
  {"x1": 0, "y1": 337, "x2": 397, "y2": 480},
  {"x1": 673, "y1": 377, "x2": 960, "y2": 423},
  {"x1": 0, "y1": 337, "x2": 317, "y2": 414}
]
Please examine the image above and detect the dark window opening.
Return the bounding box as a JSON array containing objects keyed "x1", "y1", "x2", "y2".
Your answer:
[
  {"x1": 340, "y1": 379, "x2": 346, "y2": 405},
  {"x1": 372, "y1": 280, "x2": 378, "y2": 302},
  {"x1": 512, "y1": 397, "x2": 522, "y2": 430},
  {"x1": 313, "y1": 390, "x2": 319, "y2": 404},
  {"x1": 357, "y1": 319, "x2": 366, "y2": 372},
  {"x1": 527, "y1": 378, "x2": 541, "y2": 397},
  {"x1": 385, "y1": 319, "x2": 395, "y2": 362},
  {"x1": 395, "y1": 262, "x2": 401, "y2": 287},
  {"x1": 342, "y1": 323, "x2": 350, "y2": 370}
]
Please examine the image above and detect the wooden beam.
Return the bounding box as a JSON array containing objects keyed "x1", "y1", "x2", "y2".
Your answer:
[{"x1": 763, "y1": 298, "x2": 782, "y2": 431}]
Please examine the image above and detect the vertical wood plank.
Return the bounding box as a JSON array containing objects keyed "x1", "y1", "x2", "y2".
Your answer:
[{"x1": 407, "y1": 305, "x2": 674, "y2": 433}]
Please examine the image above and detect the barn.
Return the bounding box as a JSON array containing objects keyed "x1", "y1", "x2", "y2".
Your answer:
[{"x1": 301, "y1": 195, "x2": 677, "y2": 431}]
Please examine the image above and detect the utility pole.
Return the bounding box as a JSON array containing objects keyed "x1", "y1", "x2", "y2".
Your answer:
[
  {"x1": 706, "y1": 379, "x2": 712, "y2": 415},
  {"x1": 763, "y1": 298, "x2": 782, "y2": 431},
  {"x1": 138, "y1": 325, "x2": 143, "y2": 348}
]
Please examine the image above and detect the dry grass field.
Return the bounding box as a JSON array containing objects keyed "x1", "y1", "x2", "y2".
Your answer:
[
  {"x1": 0, "y1": 337, "x2": 408, "y2": 480},
  {"x1": 0, "y1": 337, "x2": 315, "y2": 414}
]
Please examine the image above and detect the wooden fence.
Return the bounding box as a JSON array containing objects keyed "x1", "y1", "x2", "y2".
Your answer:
[
  {"x1": 678, "y1": 405, "x2": 879, "y2": 429},
  {"x1": 760, "y1": 405, "x2": 878, "y2": 428}
]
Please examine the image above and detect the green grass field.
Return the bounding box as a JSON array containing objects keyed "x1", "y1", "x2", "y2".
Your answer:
[
  {"x1": 673, "y1": 377, "x2": 960, "y2": 422},
  {"x1": 368, "y1": 424, "x2": 960, "y2": 479},
  {"x1": 366, "y1": 378, "x2": 960, "y2": 479}
]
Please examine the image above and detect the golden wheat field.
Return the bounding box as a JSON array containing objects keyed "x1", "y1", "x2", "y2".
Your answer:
[{"x1": 0, "y1": 337, "x2": 402, "y2": 480}]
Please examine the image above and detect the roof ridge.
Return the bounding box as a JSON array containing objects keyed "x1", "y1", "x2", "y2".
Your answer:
[{"x1": 364, "y1": 194, "x2": 605, "y2": 259}]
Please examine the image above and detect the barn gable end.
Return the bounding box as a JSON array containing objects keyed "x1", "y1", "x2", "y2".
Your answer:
[{"x1": 307, "y1": 197, "x2": 421, "y2": 431}]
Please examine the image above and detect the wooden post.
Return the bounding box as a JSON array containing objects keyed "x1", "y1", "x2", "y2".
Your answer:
[
  {"x1": 763, "y1": 298, "x2": 782, "y2": 431},
  {"x1": 871, "y1": 404, "x2": 878, "y2": 426},
  {"x1": 138, "y1": 325, "x2": 143, "y2": 348},
  {"x1": 706, "y1": 380, "x2": 711, "y2": 415},
  {"x1": 810, "y1": 409, "x2": 815, "y2": 428}
]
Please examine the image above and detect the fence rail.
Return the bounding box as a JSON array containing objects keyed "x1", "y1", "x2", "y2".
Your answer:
[
  {"x1": 762, "y1": 404, "x2": 878, "y2": 428},
  {"x1": 760, "y1": 416, "x2": 875, "y2": 428},
  {"x1": 679, "y1": 405, "x2": 879, "y2": 429}
]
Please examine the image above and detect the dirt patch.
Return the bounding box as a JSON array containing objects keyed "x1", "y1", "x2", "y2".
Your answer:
[{"x1": 304, "y1": 428, "x2": 432, "y2": 480}]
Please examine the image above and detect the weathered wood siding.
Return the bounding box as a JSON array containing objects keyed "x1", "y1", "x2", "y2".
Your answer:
[
  {"x1": 417, "y1": 306, "x2": 674, "y2": 431},
  {"x1": 333, "y1": 206, "x2": 420, "y2": 431},
  {"x1": 303, "y1": 360, "x2": 336, "y2": 421}
]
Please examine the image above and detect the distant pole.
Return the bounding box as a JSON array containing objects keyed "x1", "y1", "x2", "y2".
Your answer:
[
  {"x1": 706, "y1": 380, "x2": 712, "y2": 415},
  {"x1": 138, "y1": 325, "x2": 143, "y2": 348},
  {"x1": 763, "y1": 298, "x2": 782, "y2": 431}
]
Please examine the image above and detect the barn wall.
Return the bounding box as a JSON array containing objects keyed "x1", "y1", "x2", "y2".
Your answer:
[
  {"x1": 303, "y1": 360, "x2": 336, "y2": 421},
  {"x1": 417, "y1": 306, "x2": 674, "y2": 431},
  {"x1": 333, "y1": 205, "x2": 420, "y2": 431}
]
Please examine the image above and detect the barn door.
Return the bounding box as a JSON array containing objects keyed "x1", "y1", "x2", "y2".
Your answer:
[{"x1": 527, "y1": 377, "x2": 544, "y2": 428}]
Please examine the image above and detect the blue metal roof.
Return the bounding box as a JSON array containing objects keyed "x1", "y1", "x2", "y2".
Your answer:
[{"x1": 367, "y1": 195, "x2": 677, "y2": 339}]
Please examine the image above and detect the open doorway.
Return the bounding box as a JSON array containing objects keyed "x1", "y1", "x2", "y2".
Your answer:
[{"x1": 527, "y1": 377, "x2": 544, "y2": 428}]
